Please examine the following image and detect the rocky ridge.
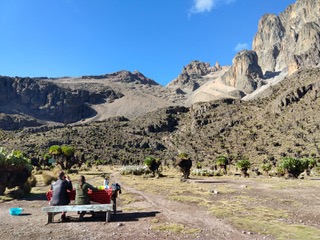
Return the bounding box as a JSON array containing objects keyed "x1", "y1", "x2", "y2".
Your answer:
[{"x1": 253, "y1": 0, "x2": 320, "y2": 74}]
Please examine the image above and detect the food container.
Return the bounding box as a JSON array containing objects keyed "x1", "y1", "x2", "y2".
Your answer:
[{"x1": 9, "y1": 207, "x2": 23, "y2": 216}]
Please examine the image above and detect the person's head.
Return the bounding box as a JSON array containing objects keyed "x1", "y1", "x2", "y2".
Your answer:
[
  {"x1": 78, "y1": 175, "x2": 86, "y2": 187},
  {"x1": 58, "y1": 171, "x2": 65, "y2": 180}
]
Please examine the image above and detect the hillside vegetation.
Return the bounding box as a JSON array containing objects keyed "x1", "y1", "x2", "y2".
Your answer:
[{"x1": 1, "y1": 68, "x2": 320, "y2": 173}]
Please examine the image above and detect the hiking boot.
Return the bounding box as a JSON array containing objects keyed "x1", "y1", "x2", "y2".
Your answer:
[
  {"x1": 79, "y1": 213, "x2": 85, "y2": 221},
  {"x1": 60, "y1": 215, "x2": 70, "y2": 222}
]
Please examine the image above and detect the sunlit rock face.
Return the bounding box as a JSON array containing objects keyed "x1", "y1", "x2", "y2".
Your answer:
[{"x1": 253, "y1": 0, "x2": 320, "y2": 75}]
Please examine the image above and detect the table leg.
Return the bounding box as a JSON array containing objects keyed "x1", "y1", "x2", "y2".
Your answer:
[
  {"x1": 47, "y1": 212, "x2": 54, "y2": 224},
  {"x1": 106, "y1": 211, "x2": 111, "y2": 222}
]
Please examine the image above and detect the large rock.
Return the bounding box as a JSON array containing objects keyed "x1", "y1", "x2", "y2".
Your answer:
[
  {"x1": 253, "y1": 0, "x2": 320, "y2": 75},
  {"x1": 221, "y1": 50, "x2": 264, "y2": 94}
]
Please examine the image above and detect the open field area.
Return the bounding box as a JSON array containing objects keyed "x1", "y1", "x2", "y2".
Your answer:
[{"x1": 0, "y1": 166, "x2": 320, "y2": 240}]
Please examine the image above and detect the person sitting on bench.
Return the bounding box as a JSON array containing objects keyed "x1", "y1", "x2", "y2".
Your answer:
[
  {"x1": 50, "y1": 171, "x2": 73, "y2": 222},
  {"x1": 74, "y1": 175, "x2": 98, "y2": 220}
]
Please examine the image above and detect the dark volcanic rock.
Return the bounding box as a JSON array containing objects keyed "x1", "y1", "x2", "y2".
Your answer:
[
  {"x1": 0, "y1": 76, "x2": 101, "y2": 124},
  {"x1": 82, "y1": 70, "x2": 159, "y2": 86}
]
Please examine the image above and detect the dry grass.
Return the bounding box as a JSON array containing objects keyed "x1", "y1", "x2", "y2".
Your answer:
[
  {"x1": 152, "y1": 223, "x2": 201, "y2": 234},
  {"x1": 118, "y1": 168, "x2": 320, "y2": 240}
]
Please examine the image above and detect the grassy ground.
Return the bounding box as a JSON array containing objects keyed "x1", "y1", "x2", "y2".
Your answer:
[
  {"x1": 119, "y1": 166, "x2": 320, "y2": 240},
  {"x1": 1, "y1": 165, "x2": 319, "y2": 239}
]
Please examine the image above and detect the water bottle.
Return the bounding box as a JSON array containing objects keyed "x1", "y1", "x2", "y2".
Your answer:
[{"x1": 104, "y1": 178, "x2": 109, "y2": 189}]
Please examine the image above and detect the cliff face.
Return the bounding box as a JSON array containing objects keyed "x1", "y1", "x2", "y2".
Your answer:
[
  {"x1": 0, "y1": 76, "x2": 121, "y2": 124},
  {"x1": 253, "y1": 0, "x2": 320, "y2": 74},
  {"x1": 221, "y1": 50, "x2": 264, "y2": 94}
]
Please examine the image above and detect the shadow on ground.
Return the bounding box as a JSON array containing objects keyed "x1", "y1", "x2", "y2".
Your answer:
[{"x1": 51, "y1": 211, "x2": 160, "y2": 224}]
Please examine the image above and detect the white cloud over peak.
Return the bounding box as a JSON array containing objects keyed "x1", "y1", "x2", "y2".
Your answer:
[
  {"x1": 191, "y1": 0, "x2": 215, "y2": 13},
  {"x1": 234, "y1": 43, "x2": 249, "y2": 52},
  {"x1": 189, "y1": 0, "x2": 235, "y2": 14}
]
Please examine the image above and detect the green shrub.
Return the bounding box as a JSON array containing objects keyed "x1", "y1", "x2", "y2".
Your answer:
[
  {"x1": 261, "y1": 163, "x2": 272, "y2": 175},
  {"x1": 144, "y1": 156, "x2": 161, "y2": 177},
  {"x1": 215, "y1": 156, "x2": 229, "y2": 174},
  {"x1": 0, "y1": 148, "x2": 33, "y2": 195},
  {"x1": 236, "y1": 159, "x2": 251, "y2": 177},
  {"x1": 278, "y1": 157, "x2": 308, "y2": 178},
  {"x1": 61, "y1": 145, "x2": 75, "y2": 157},
  {"x1": 48, "y1": 145, "x2": 62, "y2": 156}
]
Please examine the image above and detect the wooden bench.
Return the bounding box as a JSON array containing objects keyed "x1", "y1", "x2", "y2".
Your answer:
[{"x1": 42, "y1": 204, "x2": 113, "y2": 224}]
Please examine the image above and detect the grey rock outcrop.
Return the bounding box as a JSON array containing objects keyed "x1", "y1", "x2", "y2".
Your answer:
[
  {"x1": 221, "y1": 50, "x2": 264, "y2": 94},
  {"x1": 167, "y1": 60, "x2": 218, "y2": 93},
  {"x1": 0, "y1": 76, "x2": 122, "y2": 124},
  {"x1": 253, "y1": 0, "x2": 320, "y2": 75},
  {"x1": 82, "y1": 70, "x2": 159, "y2": 86}
]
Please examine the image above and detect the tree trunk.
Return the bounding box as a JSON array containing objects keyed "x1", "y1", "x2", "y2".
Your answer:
[{"x1": 0, "y1": 184, "x2": 6, "y2": 195}]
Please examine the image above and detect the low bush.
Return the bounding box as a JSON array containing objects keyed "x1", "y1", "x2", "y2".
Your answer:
[
  {"x1": 192, "y1": 168, "x2": 215, "y2": 177},
  {"x1": 261, "y1": 163, "x2": 272, "y2": 175},
  {"x1": 120, "y1": 165, "x2": 151, "y2": 175},
  {"x1": 42, "y1": 172, "x2": 56, "y2": 186},
  {"x1": 236, "y1": 159, "x2": 251, "y2": 177},
  {"x1": 144, "y1": 156, "x2": 161, "y2": 177},
  {"x1": 278, "y1": 157, "x2": 308, "y2": 178}
]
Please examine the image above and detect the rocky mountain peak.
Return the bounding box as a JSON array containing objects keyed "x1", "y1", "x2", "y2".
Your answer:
[
  {"x1": 253, "y1": 0, "x2": 320, "y2": 75},
  {"x1": 221, "y1": 50, "x2": 264, "y2": 94},
  {"x1": 167, "y1": 60, "x2": 223, "y2": 93}
]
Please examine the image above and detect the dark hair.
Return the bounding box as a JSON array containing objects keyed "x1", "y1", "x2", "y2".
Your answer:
[
  {"x1": 78, "y1": 175, "x2": 86, "y2": 188},
  {"x1": 58, "y1": 171, "x2": 65, "y2": 180}
]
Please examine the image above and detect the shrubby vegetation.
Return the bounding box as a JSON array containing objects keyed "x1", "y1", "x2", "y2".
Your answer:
[
  {"x1": 144, "y1": 156, "x2": 161, "y2": 177},
  {"x1": 192, "y1": 168, "x2": 224, "y2": 177},
  {"x1": 236, "y1": 159, "x2": 251, "y2": 177},
  {"x1": 48, "y1": 145, "x2": 81, "y2": 170},
  {"x1": 0, "y1": 148, "x2": 35, "y2": 195},
  {"x1": 176, "y1": 153, "x2": 192, "y2": 180},
  {"x1": 215, "y1": 156, "x2": 229, "y2": 174},
  {"x1": 277, "y1": 157, "x2": 317, "y2": 178},
  {"x1": 120, "y1": 165, "x2": 151, "y2": 175}
]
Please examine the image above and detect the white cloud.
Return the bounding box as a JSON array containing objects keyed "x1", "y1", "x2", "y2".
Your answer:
[
  {"x1": 190, "y1": 0, "x2": 216, "y2": 14},
  {"x1": 234, "y1": 43, "x2": 249, "y2": 52},
  {"x1": 189, "y1": 0, "x2": 235, "y2": 14}
]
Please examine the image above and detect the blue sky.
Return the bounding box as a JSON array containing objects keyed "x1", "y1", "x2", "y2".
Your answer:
[{"x1": 0, "y1": 0, "x2": 296, "y2": 86}]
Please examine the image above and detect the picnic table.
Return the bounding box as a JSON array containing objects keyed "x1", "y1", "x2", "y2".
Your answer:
[
  {"x1": 43, "y1": 188, "x2": 119, "y2": 223},
  {"x1": 46, "y1": 188, "x2": 114, "y2": 204}
]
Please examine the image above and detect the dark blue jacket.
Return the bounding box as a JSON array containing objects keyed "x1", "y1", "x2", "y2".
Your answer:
[{"x1": 50, "y1": 178, "x2": 73, "y2": 206}]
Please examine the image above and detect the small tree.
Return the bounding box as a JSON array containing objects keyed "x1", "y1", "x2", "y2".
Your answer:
[
  {"x1": 302, "y1": 158, "x2": 317, "y2": 176},
  {"x1": 48, "y1": 145, "x2": 77, "y2": 170},
  {"x1": 236, "y1": 159, "x2": 251, "y2": 177},
  {"x1": 215, "y1": 156, "x2": 228, "y2": 174},
  {"x1": 144, "y1": 156, "x2": 161, "y2": 177},
  {"x1": 176, "y1": 152, "x2": 192, "y2": 180},
  {"x1": 261, "y1": 162, "x2": 272, "y2": 175},
  {"x1": 61, "y1": 145, "x2": 75, "y2": 169},
  {"x1": 278, "y1": 157, "x2": 308, "y2": 178}
]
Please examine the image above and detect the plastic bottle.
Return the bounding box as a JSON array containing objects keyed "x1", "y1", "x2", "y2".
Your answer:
[{"x1": 104, "y1": 178, "x2": 109, "y2": 189}]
